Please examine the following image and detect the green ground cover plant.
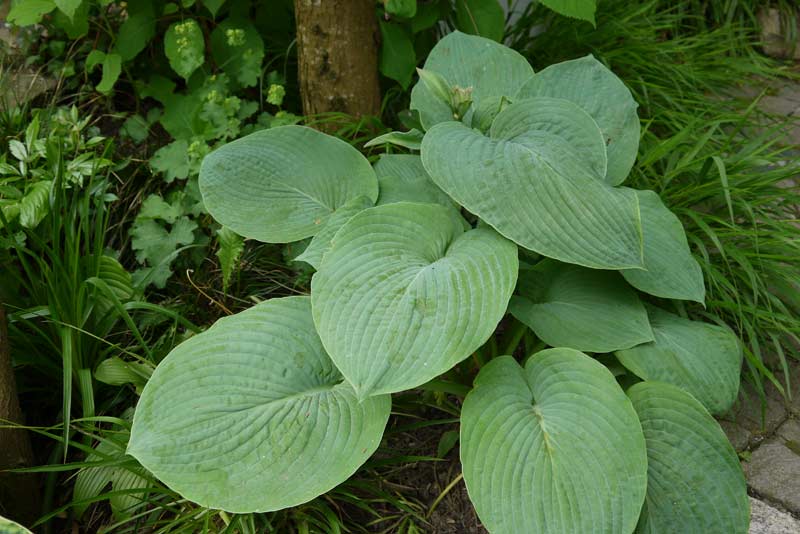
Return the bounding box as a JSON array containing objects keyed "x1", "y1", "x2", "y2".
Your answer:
[
  {"x1": 126, "y1": 32, "x2": 750, "y2": 532},
  {"x1": 509, "y1": 0, "x2": 800, "y2": 400},
  {"x1": 2, "y1": 0, "x2": 799, "y2": 531}
]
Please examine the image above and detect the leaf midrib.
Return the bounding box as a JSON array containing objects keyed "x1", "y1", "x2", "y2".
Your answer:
[{"x1": 210, "y1": 381, "x2": 343, "y2": 415}]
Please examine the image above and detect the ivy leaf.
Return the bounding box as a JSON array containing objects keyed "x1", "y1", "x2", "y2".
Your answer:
[
  {"x1": 19, "y1": 180, "x2": 52, "y2": 228},
  {"x1": 164, "y1": 19, "x2": 205, "y2": 80},
  {"x1": 539, "y1": 0, "x2": 597, "y2": 25},
  {"x1": 379, "y1": 21, "x2": 416, "y2": 89},
  {"x1": 455, "y1": 0, "x2": 505, "y2": 42},
  {"x1": 216, "y1": 226, "x2": 244, "y2": 291},
  {"x1": 8, "y1": 0, "x2": 56, "y2": 26},
  {"x1": 385, "y1": 0, "x2": 416, "y2": 18}
]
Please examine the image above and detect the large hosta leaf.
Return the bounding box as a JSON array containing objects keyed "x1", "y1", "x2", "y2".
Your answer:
[
  {"x1": 295, "y1": 195, "x2": 373, "y2": 270},
  {"x1": 374, "y1": 154, "x2": 456, "y2": 209},
  {"x1": 128, "y1": 296, "x2": 390, "y2": 512},
  {"x1": 199, "y1": 126, "x2": 378, "y2": 243},
  {"x1": 0, "y1": 516, "x2": 33, "y2": 534},
  {"x1": 311, "y1": 202, "x2": 517, "y2": 397},
  {"x1": 422, "y1": 98, "x2": 644, "y2": 269},
  {"x1": 516, "y1": 55, "x2": 639, "y2": 185},
  {"x1": 620, "y1": 189, "x2": 705, "y2": 302},
  {"x1": 461, "y1": 350, "x2": 647, "y2": 534},
  {"x1": 410, "y1": 31, "x2": 533, "y2": 129},
  {"x1": 628, "y1": 382, "x2": 749, "y2": 533},
  {"x1": 297, "y1": 154, "x2": 463, "y2": 270},
  {"x1": 509, "y1": 259, "x2": 652, "y2": 352},
  {"x1": 616, "y1": 306, "x2": 741, "y2": 414}
]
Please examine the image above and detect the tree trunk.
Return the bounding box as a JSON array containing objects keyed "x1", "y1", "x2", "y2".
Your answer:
[
  {"x1": 293, "y1": 0, "x2": 382, "y2": 127},
  {"x1": 0, "y1": 305, "x2": 38, "y2": 524}
]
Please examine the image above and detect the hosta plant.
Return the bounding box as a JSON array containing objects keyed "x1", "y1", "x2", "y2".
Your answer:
[{"x1": 128, "y1": 32, "x2": 749, "y2": 532}]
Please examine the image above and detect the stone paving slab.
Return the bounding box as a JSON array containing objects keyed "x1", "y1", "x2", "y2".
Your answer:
[
  {"x1": 720, "y1": 381, "x2": 790, "y2": 451},
  {"x1": 744, "y1": 418, "x2": 800, "y2": 515},
  {"x1": 750, "y1": 497, "x2": 800, "y2": 534}
]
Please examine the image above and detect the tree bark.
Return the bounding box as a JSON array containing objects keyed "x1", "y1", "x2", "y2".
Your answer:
[
  {"x1": 0, "y1": 304, "x2": 38, "y2": 524},
  {"x1": 293, "y1": 0, "x2": 382, "y2": 127}
]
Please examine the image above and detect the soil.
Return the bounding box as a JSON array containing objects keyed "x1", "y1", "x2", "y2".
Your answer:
[{"x1": 356, "y1": 395, "x2": 487, "y2": 534}]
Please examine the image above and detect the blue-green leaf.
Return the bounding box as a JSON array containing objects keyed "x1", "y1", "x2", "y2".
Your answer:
[
  {"x1": 312, "y1": 202, "x2": 518, "y2": 397},
  {"x1": 510, "y1": 259, "x2": 652, "y2": 352},
  {"x1": 199, "y1": 126, "x2": 378, "y2": 243},
  {"x1": 616, "y1": 306, "x2": 742, "y2": 415},
  {"x1": 628, "y1": 382, "x2": 749, "y2": 533},
  {"x1": 461, "y1": 350, "x2": 647, "y2": 533},
  {"x1": 128, "y1": 296, "x2": 391, "y2": 512},
  {"x1": 410, "y1": 31, "x2": 534, "y2": 130},
  {"x1": 422, "y1": 98, "x2": 644, "y2": 269}
]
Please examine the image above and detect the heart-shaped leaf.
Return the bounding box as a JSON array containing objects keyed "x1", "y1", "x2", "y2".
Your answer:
[
  {"x1": 311, "y1": 202, "x2": 518, "y2": 397},
  {"x1": 199, "y1": 126, "x2": 378, "y2": 243},
  {"x1": 620, "y1": 189, "x2": 705, "y2": 302},
  {"x1": 297, "y1": 154, "x2": 464, "y2": 270},
  {"x1": 461, "y1": 350, "x2": 647, "y2": 534},
  {"x1": 410, "y1": 31, "x2": 534, "y2": 129},
  {"x1": 422, "y1": 98, "x2": 644, "y2": 269},
  {"x1": 295, "y1": 195, "x2": 374, "y2": 270},
  {"x1": 517, "y1": 55, "x2": 638, "y2": 185},
  {"x1": 616, "y1": 306, "x2": 742, "y2": 414},
  {"x1": 628, "y1": 381, "x2": 749, "y2": 533},
  {"x1": 509, "y1": 259, "x2": 653, "y2": 352},
  {"x1": 374, "y1": 154, "x2": 457, "y2": 209},
  {"x1": 128, "y1": 296, "x2": 391, "y2": 512}
]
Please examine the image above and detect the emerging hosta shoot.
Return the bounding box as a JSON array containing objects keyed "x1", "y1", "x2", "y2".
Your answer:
[{"x1": 129, "y1": 31, "x2": 748, "y2": 532}]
